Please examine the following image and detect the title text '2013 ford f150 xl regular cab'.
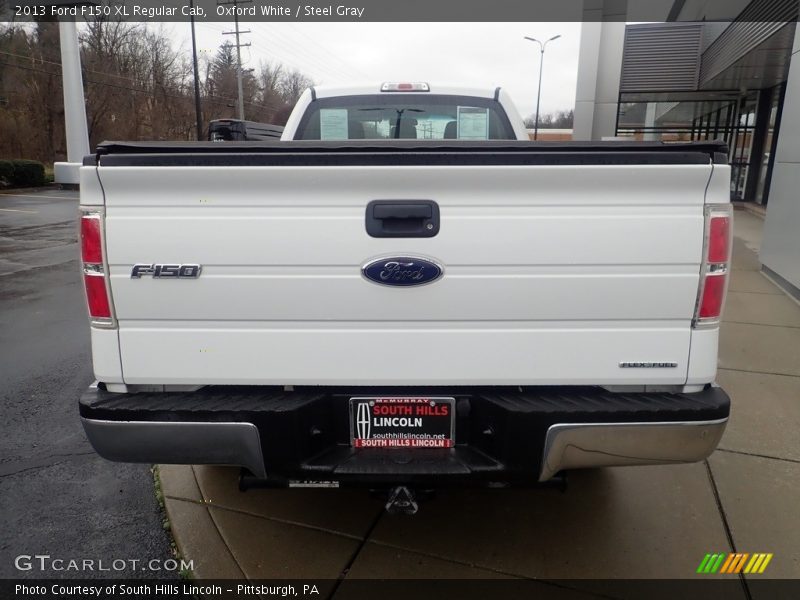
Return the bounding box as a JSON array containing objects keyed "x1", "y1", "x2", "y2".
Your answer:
[{"x1": 78, "y1": 83, "x2": 732, "y2": 508}]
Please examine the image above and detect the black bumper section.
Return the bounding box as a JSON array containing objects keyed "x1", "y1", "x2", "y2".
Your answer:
[{"x1": 80, "y1": 385, "x2": 730, "y2": 485}]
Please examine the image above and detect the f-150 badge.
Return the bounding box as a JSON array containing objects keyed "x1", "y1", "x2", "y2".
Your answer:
[
  {"x1": 362, "y1": 256, "x2": 443, "y2": 287},
  {"x1": 131, "y1": 264, "x2": 202, "y2": 279}
]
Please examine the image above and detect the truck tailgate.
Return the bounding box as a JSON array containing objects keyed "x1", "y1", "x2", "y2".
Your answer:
[{"x1": 90, "y1": 142, "x2": 721, "y2": 386}]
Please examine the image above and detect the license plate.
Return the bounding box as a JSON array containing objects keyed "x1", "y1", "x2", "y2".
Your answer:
[{"x1": 350, "y1": 397, "x2": 455, "y2": 448}]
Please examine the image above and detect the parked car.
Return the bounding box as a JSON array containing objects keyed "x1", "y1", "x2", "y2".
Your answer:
[{"x1": 208, "y1": 119, "x2": 284, "y2": 141}]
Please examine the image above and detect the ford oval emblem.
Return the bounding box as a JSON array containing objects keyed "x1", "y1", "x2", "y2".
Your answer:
[{"x1": 362, "y1": 256, "x2": 443, "y2": 287}]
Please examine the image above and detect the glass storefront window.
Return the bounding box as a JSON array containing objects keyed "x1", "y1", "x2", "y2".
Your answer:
[
  {"x1": 754, "y1": 85, "x2": 784, "y2": 205},
  {"x1": 616, "y1": 91, "x2": 770, "y2": 202}
]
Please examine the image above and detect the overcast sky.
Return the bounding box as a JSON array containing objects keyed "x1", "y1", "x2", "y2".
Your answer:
[{"x1": 165, "y1": 22, "x2": 582, "y2": 119}]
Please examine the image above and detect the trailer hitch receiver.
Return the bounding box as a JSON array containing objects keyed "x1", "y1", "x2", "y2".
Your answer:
[{"x1": 385, "y1": 486, "x2": 418, "y2": 515}]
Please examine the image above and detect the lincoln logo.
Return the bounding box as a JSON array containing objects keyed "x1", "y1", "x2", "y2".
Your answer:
[
  {"x1": 356, "y1": 402, "x2": 371, "y2": 439},
  {"x1": 362, "y1": 256, "x2": 443, "y2": 287}
]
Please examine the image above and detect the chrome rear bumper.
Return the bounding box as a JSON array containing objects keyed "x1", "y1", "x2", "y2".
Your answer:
[
  {"x1": 80, "y1": 418, "x2": 267, "y2": 477},
  {"x1": 80, "y1": 383, "x2": 729, "y2": 484},
  {"x1": 539, "y1": 418, "x2": 728, "y2": 481},
  {"x1": 82, "y1": 416, "x2": 727, "y2": 483}
]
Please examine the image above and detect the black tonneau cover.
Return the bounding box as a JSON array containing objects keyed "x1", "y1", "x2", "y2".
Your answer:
[{"x1": 89, "y1": 139, "x2": 729, "y2": 167}]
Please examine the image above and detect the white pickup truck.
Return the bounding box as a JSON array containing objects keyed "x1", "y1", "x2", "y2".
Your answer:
[{"x1": 78, "y1": 83, "x2": 731, "y2": 506}]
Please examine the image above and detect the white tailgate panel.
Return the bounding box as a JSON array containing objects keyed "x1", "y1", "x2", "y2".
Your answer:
[{"x1": 98, "y1": 164, "x2": 711, "y2": 385}]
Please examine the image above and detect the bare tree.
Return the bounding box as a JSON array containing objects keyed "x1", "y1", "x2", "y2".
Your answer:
[
  {"x1": 524, "y1": 109, "x2": 574, "y2": 129},
  {"x1": 278, "y1": 68, "x2": 313, "y2": 106},
  {"x1": 0, "y1": 22, "x2": 315, "y2": 161}
]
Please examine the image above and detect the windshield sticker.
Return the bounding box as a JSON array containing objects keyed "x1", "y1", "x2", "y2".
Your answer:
[
  {"x1": 320, "y1": 108, "x2": 349, "y2": 140},
  {"x1": 457, "y1": 106, "x2": 489, "y2": 140}
]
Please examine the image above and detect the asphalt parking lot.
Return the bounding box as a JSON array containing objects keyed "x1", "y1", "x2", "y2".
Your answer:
[
  {"x1": 0, "y1": 190, "x2": 174, "y2": 579},
  {"x1": 2, "y1": 190, "x2": 797, "y2": 595}
]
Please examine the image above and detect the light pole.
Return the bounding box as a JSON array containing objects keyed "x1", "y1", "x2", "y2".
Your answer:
[
  {"x1": 524, "y1": 34, "x2": 561, "y2": 140},
  {"x1": 189, "y1": 0, "x2": 203, "y2": 141},
  {"x1": 55, "y1": 19, "x2": 90, "y2": 186}
]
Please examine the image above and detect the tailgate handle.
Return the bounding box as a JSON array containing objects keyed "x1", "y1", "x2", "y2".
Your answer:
[
  {"x1": 374, "y1": 204, "x2": 432, "y2": 220},
  {"x1": 366, "y1": 200, "x2": 439, "y2": 238}
]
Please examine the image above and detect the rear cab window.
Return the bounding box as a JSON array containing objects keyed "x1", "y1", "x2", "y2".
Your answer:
[{"x1": 295, "y1": 94, "x2": 516, "y2": 141}]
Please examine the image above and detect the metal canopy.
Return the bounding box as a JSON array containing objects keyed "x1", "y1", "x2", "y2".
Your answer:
[{"x1": 700, "y1": 22, "x2": 796, "y2": 91}]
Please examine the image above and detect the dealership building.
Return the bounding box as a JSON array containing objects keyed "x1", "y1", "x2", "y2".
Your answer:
[{"x1": 574, "y1": 0, "x2": 800, "y2": 299}]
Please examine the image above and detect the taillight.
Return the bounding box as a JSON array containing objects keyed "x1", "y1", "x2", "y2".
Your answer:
[
  {"x1": 84, "y1": 271, "x2": 111, "y2": 318},
  {"x1": 694, "y1": 205, "x2": 732, "y2": 327},
  {"x1": 81, "y1": 213, "x2": 102, "y2": 263},
  {"x1": 80, "y1": 209, "x2": 115, "y2": 327},
  {"x1": 698, "y1": 271, "x2": 726, "y2": 319},
  {"x1": 707, "y1": 215, "x2": 731, "y2": 263}
]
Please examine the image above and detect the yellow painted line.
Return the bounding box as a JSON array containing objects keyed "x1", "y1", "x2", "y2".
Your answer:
[
  {"x1": 748, "y1": 554, "x2": 766, "y2": 573},
  {"x1": 744, "y1": 554, "x2": 760, "y2": 573},
  {"x1": 720, "y1": 554, "x2": 736, "y2": 574},
  {"x1": 758, "y1": 554, "x2": 773, "y2": 574},
  {"x1": 0, "y1": 207, "x2": 38, "y2": 213}
]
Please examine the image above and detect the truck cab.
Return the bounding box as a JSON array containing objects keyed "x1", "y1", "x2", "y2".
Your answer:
[{"x1": 281, "y1": 83, "x2": 529, "y2": 141}]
